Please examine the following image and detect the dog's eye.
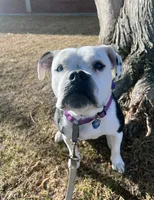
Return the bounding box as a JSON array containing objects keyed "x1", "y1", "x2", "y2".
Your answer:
[
  {"x1": 93, "y1": 61, "x2": 105, "y2": 71},
  {"x1": 56, "y1": 64, "x2": 63, "y2": 72}
]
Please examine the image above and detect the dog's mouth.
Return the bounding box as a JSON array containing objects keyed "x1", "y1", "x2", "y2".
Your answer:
[
  {"x1": 61, "y1": 84, "x2": 97, "y2": 109},
  {"x1": 63, "y1": 91, "x2": 92, "y2": 109}
]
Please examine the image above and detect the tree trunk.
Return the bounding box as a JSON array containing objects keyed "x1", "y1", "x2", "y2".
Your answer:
[{"x1": 94, "y1": 0, "x2": 154, "y2": 136}]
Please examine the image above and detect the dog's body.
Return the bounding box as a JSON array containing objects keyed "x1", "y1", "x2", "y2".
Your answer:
[{"x1": 37, "y1": 45, "x2": 125, "y2": 173}]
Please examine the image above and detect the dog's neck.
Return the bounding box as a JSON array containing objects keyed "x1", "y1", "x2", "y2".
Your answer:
[{"x1": 67, "y1": 107, "x2": 104, "y2": 120}]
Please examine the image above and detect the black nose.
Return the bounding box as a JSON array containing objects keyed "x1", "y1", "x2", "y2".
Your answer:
[{"x1": 69, "y1": 71, "x2": 89, "y2": 82}]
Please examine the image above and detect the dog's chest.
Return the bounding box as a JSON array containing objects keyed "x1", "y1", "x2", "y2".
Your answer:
[
  {"x1": 58, "y1": 113, "x2": 119, "y2": 141},
  {"x1": 62, "y1": 117, "x2": 118, "y2": 140},
  {"x1": 77, "y1": 115, "x2": 119, "y2": 140},
  {"x1": 79, "y1": 121, "x2": 106, "y2": 140},
  {"x1": 54, "y1": 100, "x2": 122, "y2": 140}
]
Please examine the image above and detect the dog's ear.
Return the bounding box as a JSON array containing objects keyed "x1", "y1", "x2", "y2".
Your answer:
[
  {"x1": 114, "y1": 52, "x2": 123, "y2": 81},
  {"x1": 100, "y1": 45, "x2": 123, "y2": 81},
  {"x1": 37, "y1": 51, "x2": 54, "y2": 80}
]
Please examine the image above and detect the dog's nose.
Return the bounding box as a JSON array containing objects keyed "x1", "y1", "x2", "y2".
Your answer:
[{"x1": 69, "y1": 71, "x2": 89, "y2": 82}]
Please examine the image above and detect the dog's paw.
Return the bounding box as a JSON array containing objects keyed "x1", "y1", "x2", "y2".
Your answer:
[
  {"x1": 54, "y1": 131, "x2": 63, "y2": 143},
  {"x1": 111, "y1": 158, "x2": 125, "y2": 173}
]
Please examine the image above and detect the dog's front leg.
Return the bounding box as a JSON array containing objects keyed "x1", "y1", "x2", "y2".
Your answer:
[
  {"x1": 107, "y1": 132, "x2": 125, "y2": 173},
  {"x1": 62, "y1": 135, "x2": 80, "y2": 169}
]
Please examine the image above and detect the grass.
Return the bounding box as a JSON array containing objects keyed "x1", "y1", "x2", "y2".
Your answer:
[{"x1": 0, "y1": 16, "x2": 154, "y2": 200}]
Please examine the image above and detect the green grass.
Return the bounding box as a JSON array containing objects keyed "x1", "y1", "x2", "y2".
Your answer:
[{"x1": 0, "y1": 16, "x2": 154, "y2": 200}]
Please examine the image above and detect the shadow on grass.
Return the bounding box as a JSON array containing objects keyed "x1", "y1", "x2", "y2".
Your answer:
[
  {"x1": 0, "y1": 16, "x2": 99, "y2": 35},
  {"x1": 79, "y1": 163, "x2": 139, "y2": 200},
  {"x1": 122, "y1": 134, "x2": 154, "y2": 198},
  {"x1": 0, "y1": 97, "x2": 33, "y2": 130},
  {"x1": 78, "y1": 134, "x2": 154, "y2": 199}
]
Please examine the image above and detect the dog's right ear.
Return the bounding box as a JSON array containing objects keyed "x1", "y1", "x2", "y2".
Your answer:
[{"x1": 37, "y1": 51, "x2": 54, "y2": 80}]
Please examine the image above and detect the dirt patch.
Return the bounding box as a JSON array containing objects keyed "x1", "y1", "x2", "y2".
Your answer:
[{"x1": 0, "y1": 16, "x2": 154, "y2": 200}]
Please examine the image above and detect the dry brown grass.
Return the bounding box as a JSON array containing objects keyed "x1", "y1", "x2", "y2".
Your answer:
[{"x1": 0, "y1": 16, "x2": 154, "y2": 200}]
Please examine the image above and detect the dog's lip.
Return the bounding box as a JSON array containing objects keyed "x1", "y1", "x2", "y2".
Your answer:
[
  {"x1": 61, "y1": 91, "x2": 94, "y2": 110},
  {"x1": 65, "y1": 91, "x2": 91, "y2": 102}
]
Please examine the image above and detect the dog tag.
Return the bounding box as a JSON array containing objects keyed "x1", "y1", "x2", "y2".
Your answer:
[{"x1": 92, "y1": 118, "x2": 101, "y2": 129}]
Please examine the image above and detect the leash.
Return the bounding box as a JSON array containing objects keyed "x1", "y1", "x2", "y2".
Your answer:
[{"x1": 65, "y1": 122, "x2": 79, "y2": 200}]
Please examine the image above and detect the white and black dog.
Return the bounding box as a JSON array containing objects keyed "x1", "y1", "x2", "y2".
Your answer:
[{"x1": 37, "y1": 45, "x2": 125, "y2": 173}]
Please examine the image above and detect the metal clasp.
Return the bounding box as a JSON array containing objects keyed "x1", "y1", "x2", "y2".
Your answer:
[
  {"x1": 95, "y1": 114, "x2": 101, "y2": 120},
  {"x1": 69, "y1": 142, "x2": 79, "y2": 167}
]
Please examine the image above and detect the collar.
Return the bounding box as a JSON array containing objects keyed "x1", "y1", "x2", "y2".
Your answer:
[{"x1": 64, "y1": 94, "x2": 112, "y2": 125}]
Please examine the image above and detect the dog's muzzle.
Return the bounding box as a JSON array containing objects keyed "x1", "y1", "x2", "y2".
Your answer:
[{"x1": 62, "y1": 71, "x2": 97, "y2": 109}]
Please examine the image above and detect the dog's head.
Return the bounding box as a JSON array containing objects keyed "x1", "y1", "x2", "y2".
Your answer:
[{"x1": 37, "y1": 45, "x2": 122, "y2": 114}]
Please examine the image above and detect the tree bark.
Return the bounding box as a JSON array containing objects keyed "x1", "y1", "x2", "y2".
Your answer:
[{"x1": 94, "y1": 0, "x2": 154, "y2": 136}]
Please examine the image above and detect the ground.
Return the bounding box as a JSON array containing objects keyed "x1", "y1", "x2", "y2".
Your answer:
[{"x1": 0, "y1": 16, "x2": 154, "y2": 200}]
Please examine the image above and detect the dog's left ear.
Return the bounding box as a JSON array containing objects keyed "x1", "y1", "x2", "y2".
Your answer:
[
  {"x1": 100, "y1": 45, "x2": 123, "y2": 81},
  {"x1": 37, "y1": 51, "x2": 55, "y2": 80},
  {"x1": 114, "y1": 52, "x2": 123, "y2": 81}
]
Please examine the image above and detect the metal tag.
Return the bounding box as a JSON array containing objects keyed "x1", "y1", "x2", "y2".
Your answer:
[{"x1": 92, "y1": 118, "x2": 101, "y2": 129}]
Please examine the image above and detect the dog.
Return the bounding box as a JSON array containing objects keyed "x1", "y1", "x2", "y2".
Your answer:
[{"x1": 37, "y1": 45, "x2": 125, "y2": 173}]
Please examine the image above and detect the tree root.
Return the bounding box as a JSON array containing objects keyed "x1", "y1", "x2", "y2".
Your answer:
[{"x1": 120, "y1": 77, "x2": 154, "y2": 137}]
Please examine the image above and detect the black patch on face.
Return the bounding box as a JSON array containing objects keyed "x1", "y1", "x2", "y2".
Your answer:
[
  {"x1": 62, "y1": 73, "x2": 97, "y2": 109},
  {"x1": 112, "y1": 93, "x2": 125, "y2": 133}
]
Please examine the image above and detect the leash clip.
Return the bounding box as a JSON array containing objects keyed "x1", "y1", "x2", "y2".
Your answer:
[{"x1": 96, "y1": 114, "x2": 101, "y2": 120}]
